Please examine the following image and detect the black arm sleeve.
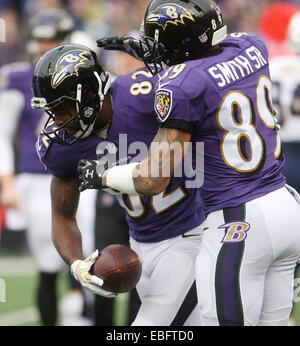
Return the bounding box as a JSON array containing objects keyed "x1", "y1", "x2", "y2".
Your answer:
[{"x1": 158, "y1": 119, "x2": 194, "y2": 134}]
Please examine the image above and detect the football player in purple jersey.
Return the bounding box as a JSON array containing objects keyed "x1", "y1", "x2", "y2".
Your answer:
[
  {"x1": 88, "y1": 0, "x2": 300, "y2": 326},
  {"x1": 0, "y1": 9, "x2": 97, "y2": 326},
  {"x1": 0, "y1": 9, "x2": 75, "y2": 326},
  {"x1": 32, "y1": 43, "x2": 206, "y2": 325}
]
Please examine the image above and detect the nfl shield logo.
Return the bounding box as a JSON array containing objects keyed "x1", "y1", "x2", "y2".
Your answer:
[
  {"x1": 155, "y1": 89, "x2": 173, "y2": 122},
  {"x1": 199, "y1": 33, "x2": 208, "y2": 43},
  {"x1": 215, "y1": 6, "x2": 221, "y2": 15}
]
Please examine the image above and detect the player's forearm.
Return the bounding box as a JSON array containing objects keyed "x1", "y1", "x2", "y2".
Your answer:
[
  {"x1": 0, "y1": 89, "x2": 24, "y2": 176},
  {"x1": 0, "y1": 173, "x2": 19, "y2": 209},
  {"x1": 51, "y1": 175, "x2": 83, "y2": 265},
  {"x1": 0, "y1": 139, "x2": 15, "y2": 176},
  {"x1": 52, "y1": 216, "x2": 84, "y2": 265},
  {"x1": 133, "y1": 127, "x2": 190, "y2": 194},
  {"x1": 102, "y1": 159, "x2": 170, "y2": 195},
  {"x1": 79, "y1": 128, "x2": 190, "y2": 195},
  {"x1": 103, "y1": 128, "x2": 188, "y2": 195},
  {"x1": 132, "y1": 160, "x2": 170, "y2": 195},
  {"x1": 0, "y1": 173, "x2": 15, "y2": 192}
]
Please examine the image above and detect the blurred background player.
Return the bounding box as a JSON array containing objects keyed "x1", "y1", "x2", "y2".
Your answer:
[
  {"x1": 266, "y1": 9, "x2": 300, "y2": 195},
  {"x1": 264, "y1": 9, "x2": 300, "y2": 325},
  {"x1": 0, "y1": 8, "x2": 98, "y2": 326},
  {"x1": 258, "y1": 2, "x2": 299, "y2": 59}
]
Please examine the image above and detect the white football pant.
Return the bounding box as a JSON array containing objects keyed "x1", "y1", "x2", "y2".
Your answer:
[
  {"x1": 130, "y1": 224, "x2": 204, "y2": 326},
  {"x1": 196, "y1": 186, "x2": 300, "y2": 326}
]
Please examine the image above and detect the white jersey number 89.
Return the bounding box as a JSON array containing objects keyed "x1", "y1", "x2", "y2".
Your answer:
[{"x1": 217, "y1": 75, "x2": 281, "y2": 173}]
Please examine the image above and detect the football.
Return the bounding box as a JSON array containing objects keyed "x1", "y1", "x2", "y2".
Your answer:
[{"x1": 91, "y1": 244, "x2": 142, "y2": 293}]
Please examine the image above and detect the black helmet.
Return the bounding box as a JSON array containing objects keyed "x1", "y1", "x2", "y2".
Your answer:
[
  {"x1": 141, "y1": 0, "x2": 227, "y2": 73},
  {"x1": 27, "y1": 9, "x2": 75, "y2": 55},
  {"x1": 31, "y1": 43, "x2": 111, "y2": 145}
]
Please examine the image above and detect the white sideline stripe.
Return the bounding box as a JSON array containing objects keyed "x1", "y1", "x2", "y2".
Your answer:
[
  {"x1": 0, "y1": 256, "x2": 37, "y2": 276},
  {"x1": 0, "y1": 307, "x2": 39, "y2": 326}
]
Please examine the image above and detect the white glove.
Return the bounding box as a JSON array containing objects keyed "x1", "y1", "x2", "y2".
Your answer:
[{"x1": 70, "y1": 250, "x2": 116, "y2": 298}]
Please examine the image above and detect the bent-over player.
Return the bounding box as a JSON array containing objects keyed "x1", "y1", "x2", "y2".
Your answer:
[{"x1": 32, "y1": 43, "x2": 205, "y2": 325}]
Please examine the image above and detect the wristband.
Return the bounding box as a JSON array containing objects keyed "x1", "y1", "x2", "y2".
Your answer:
[{"x1": 106, "y1": 162, "x2": 139, "y2": 195}]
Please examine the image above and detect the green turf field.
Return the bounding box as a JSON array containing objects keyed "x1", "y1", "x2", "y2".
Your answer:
[
  {"x1": 0, "y1": 252, "x2": 129, "y2": 326},
  {"x1": 1, "y1": 251, "x2": 300, "y2": 326}
]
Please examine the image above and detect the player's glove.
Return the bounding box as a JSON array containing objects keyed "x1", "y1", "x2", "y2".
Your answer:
[
  {"x1": 70, "y1": 250, "x2": 116, "y2": 298},
  {"x1": 97, "y1": 36, "x2": 145, "y2": 62},
  {"x1": 77, "y1": 157, "x2": 108, "y2": 192}
]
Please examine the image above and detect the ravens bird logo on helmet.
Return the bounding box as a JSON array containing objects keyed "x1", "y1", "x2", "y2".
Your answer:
[
  {"x1": 145, "y1": 3, "x2": 195, "y2": 30},
  {"x1": 141, "y1": 0, "x2": 227, "y2": 74}
]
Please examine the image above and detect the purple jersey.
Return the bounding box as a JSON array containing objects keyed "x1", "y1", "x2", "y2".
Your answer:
[
  {"x1": 37, "y1": 67, "x2": 205, "y2": 242},
  {"x1": 2, "y1": 62, "x2": 47, "y2": 174},
  {"x1": 154, "y1": 34, "x2": 286, "y2": 214}
]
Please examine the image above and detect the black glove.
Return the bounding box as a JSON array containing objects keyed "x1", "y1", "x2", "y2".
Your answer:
[
  {"x1": 77, "y1": 157, "x2": 108, "y2": 192},
  {"x1": 97, "y1": 36, "x2": 145, "y2": 62}
]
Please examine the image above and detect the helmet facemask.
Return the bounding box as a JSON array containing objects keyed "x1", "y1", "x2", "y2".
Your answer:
[
  {"x1": 141, "y1": 32, "x2": 167, "y2": 75},
  {"x1": 32, "y1": 70, "x2": 111, "y2": 145},
  {"x1": 139, "y1": 20, "x2": 165, "y2": 75}
]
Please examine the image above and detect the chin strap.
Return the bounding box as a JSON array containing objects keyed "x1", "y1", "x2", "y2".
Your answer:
[{"x1": 74, "y1": 71, "x2": 112, "y2": 139}]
